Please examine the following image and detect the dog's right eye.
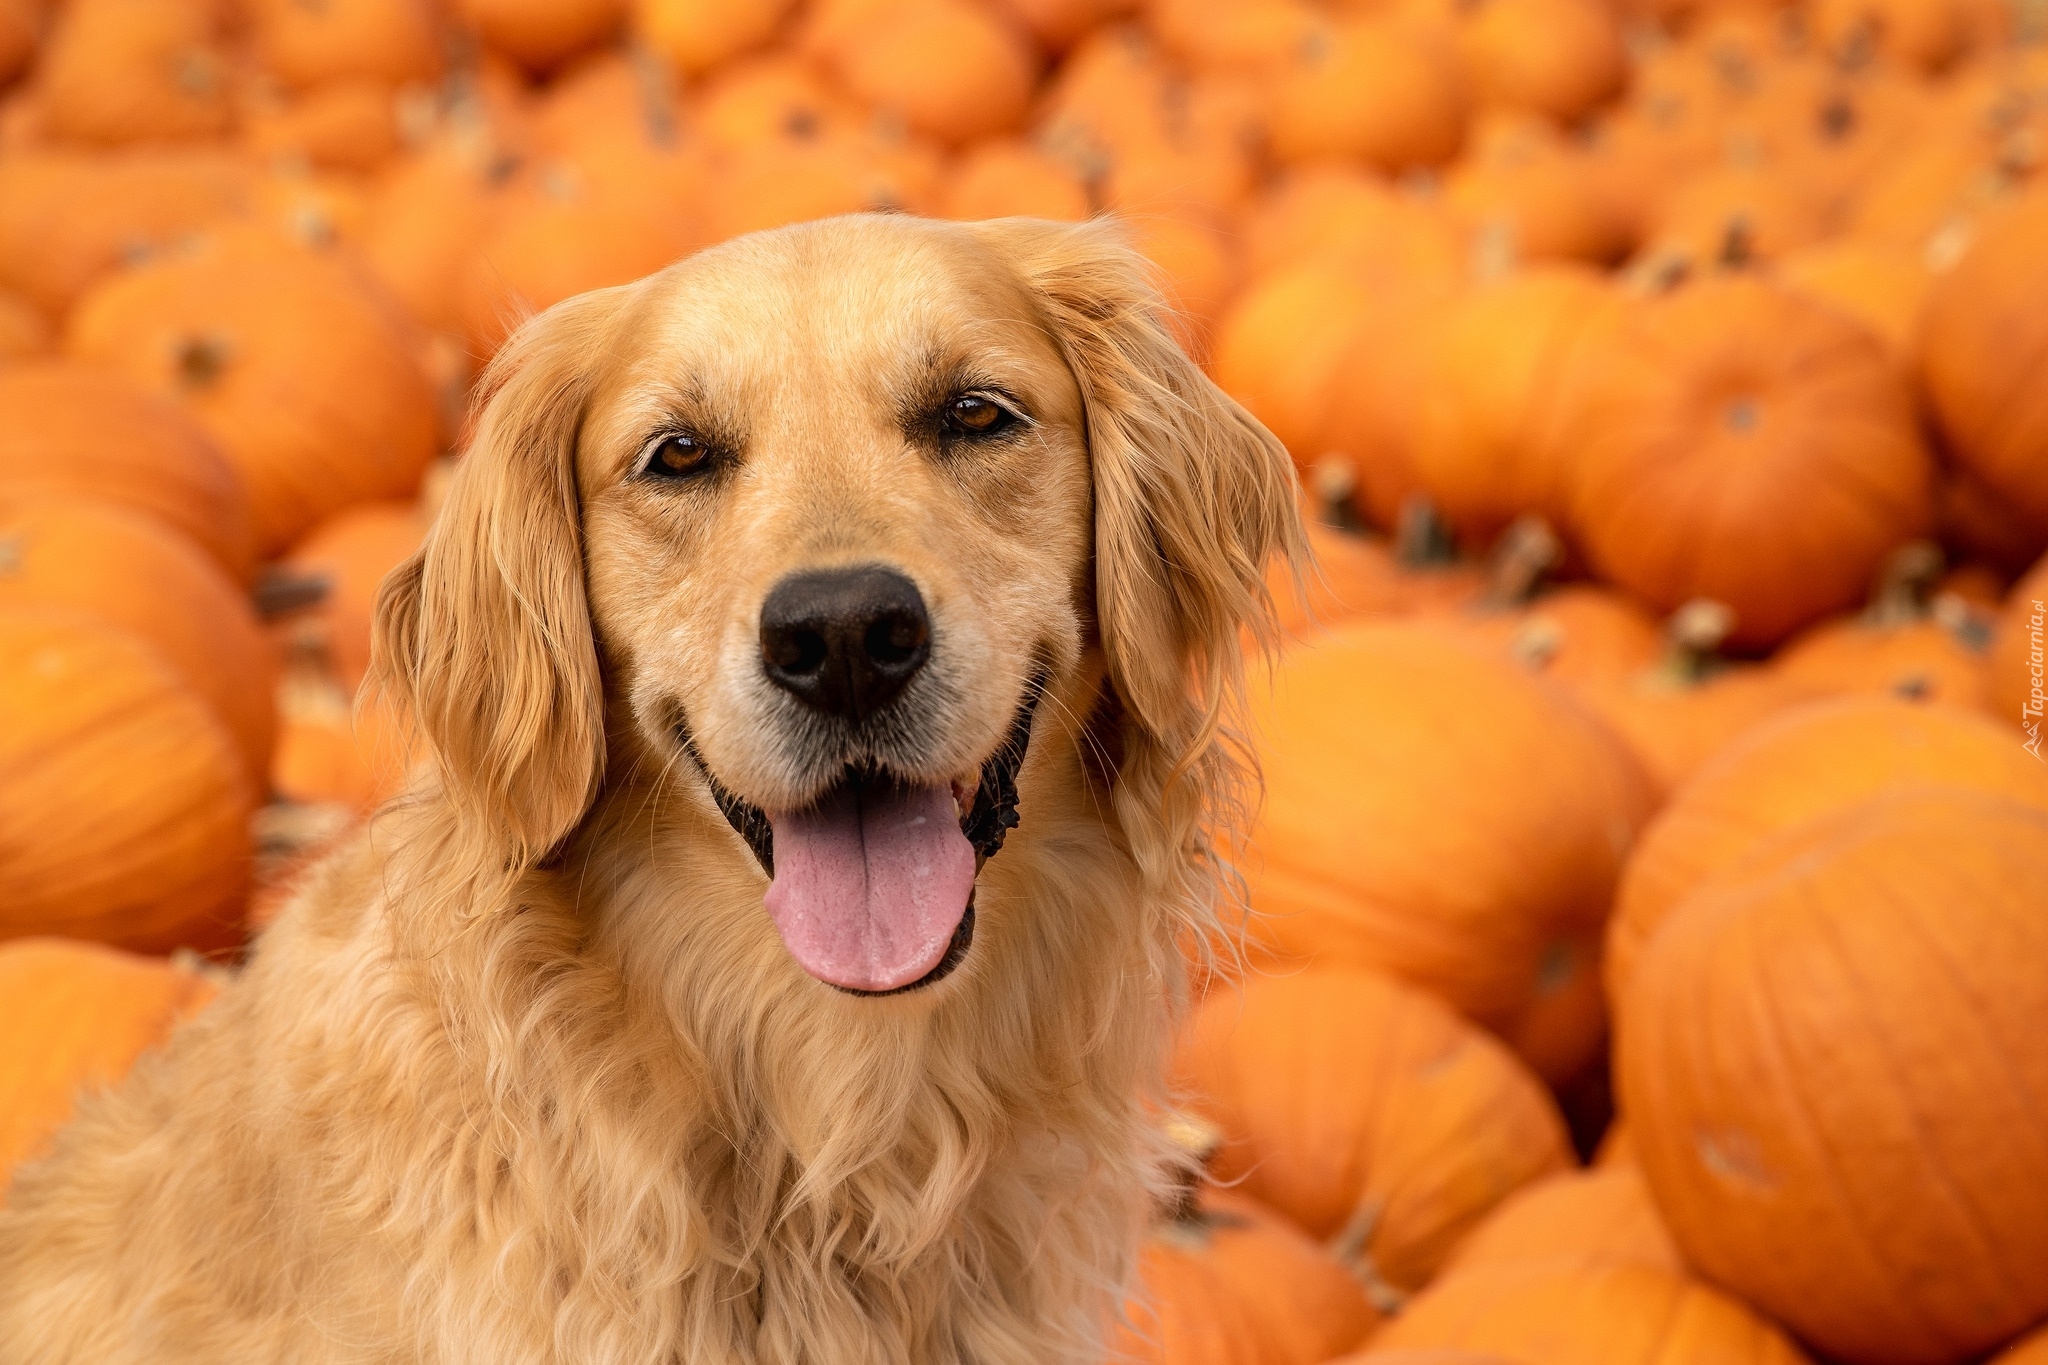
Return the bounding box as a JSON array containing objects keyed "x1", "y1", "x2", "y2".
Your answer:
[{"x1": 645, "y1": 433, "x2": 712, "y2": 480}]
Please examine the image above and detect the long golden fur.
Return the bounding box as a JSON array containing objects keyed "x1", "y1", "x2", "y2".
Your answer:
[{"x1": 0, "y1": 214, "x2": 1302, "y2": 1364}]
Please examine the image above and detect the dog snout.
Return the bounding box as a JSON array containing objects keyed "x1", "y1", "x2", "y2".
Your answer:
[{"x1": 759, "y1": 566, "x2": 931, "y2": 721}]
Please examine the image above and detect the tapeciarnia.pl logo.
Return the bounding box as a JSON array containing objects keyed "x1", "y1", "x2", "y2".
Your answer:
[{"x1": 2025, "y1": 599, "x2": 2045, "y2": 761}]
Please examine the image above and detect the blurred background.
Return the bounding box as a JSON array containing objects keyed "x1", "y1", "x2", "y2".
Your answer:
[{"x1": 2, "y1": 0, "x2": 2048, "y2": 1361}]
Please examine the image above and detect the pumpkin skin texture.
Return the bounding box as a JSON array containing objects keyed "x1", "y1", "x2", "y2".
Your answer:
[
  {"x1": 1994, "y1": 1327, "x2": 2048, "y2": 1365},
  {"x1": 1410, "y1": 267, "x2": 1615, "y2": 545},
  {"x1": 0, "y1": 496, "x2": 276, "y2": 784},
  {"x1": 0, "y1": 608, "x2": 253, "y2": 952},
  {"x1": 1773, "y1": 609, "x2": 1991, "y2": 709},
  {"x1": 1267, "y1": 14, "x2": 1470, "y2": 172},
  {"x1": 0, "y1": 938, "x2": 218, "y2": 1178},
  {"x1": 65, "y1": 230, "x2": 439, "y2": 557},
  {"x1": 283, "y1": 500, "x2": 429, "y2": 694},
  {"x1": 1919, "y1": 189, "x2": 2048, "y2": 537},
  {"x1": 360, "y1": 141, "x2": 523, "y2": 337},
  {"x1": 1112, "y1": 1189, "x2": 1381, "y2": 1365},
  {"x1": 823, "y1": 0, "x2": 1038, "y2": 146},
  {"x1": 1618, "y1": 790, "x2": 2048, "y2": 1365},
  {"x1": 0, "y1": 362, "x2": 254, "y2": 583},
  {"x1": 1986, "y1": 553, "x2": 2048, "y2": 735},
  {"x1": 1243, "y1": 623, "x2": 1656, "y2": 1083},
  {"x1": 455, "y1": 0, "x2": 625, "y2": 72},
  {"x1": 634, "y1": 0, "x2": 794, "y2": 76},
  {"x1": 1174, "y1": 970, "x2": 1573, "y2": 1296},
  {"x1": 939, "y1": 140, "x2": 1091, "y2": 222},
  {"x1": 1606, "y1": 695, "x2": 2048, "y2": 1000},
  {"x1": 1562, "y1": 275, "x2": 1934, "y2": 650},
  {"x1": 1456, "y1": 0, "x2": 1626, "y2": 124},
  {"x1": 1438, "y1": 1164, "x2": 1684, "y2": 1280},
  {"x1": 1366, "y1": 1262, "x2": 1814, "y2": 1365},
  {"x1": 1778, "y1": 239, "x2": 1930, "y2": 353},
  {"x1": 34, "y1": 0, "x2": 233, "y2": 146},
  {"x1": 246, "y1": 0, "x2": 443, "y2": 89}
]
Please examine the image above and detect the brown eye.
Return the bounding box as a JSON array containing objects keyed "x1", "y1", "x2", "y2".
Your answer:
[
  {"x1": 649, "y1": 434, "x2": 710, "y2": 478},
  {"x1": 946, "y1": 395, "x2": 1012, "y2": 437}
]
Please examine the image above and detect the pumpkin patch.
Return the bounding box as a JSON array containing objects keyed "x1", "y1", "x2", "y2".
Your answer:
[{"x1": 2, "y1": 1, "x2": 2045, "y2": 1362}]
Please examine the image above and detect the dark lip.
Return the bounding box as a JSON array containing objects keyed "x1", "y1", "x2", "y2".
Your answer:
[{"x1": 674, "y1": 668, "x2": 1047, "y2": 995}]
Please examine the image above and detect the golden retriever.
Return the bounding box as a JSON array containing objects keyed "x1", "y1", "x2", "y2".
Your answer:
[{"x1": 0, "y1": 213, "x2": 1301, "y2": 1364}]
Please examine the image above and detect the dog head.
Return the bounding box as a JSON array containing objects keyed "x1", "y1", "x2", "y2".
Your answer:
[{"x1": 376, "y1": 214, "x2": 1301, "y2": 996}]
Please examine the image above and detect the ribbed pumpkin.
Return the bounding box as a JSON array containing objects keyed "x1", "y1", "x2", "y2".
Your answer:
[
  {"x1": 939, "y1": 140, "x2": 1091, "y2": 222},
  {"x1": 634, "y1": 0, "x2": 792, "y2": 75},
  {"x1": 0, "y1": 496, "x2": 275, "y2": 783},
  {"x1": 1919, "y1": 188, "x2": 2048, "y2": 537},
  {"x1": 1646, "y1": 163, "x2": 1832, "y2": 267},
  {"x1": 1562, "y1": 273, "x2": 1934, "y2": 649},
  {"x1": 1618, "y1": 789, "x2": 2048, "y2": 1365},
  {"x1": 1777, "y1": 238, "x2": 1930, "y2": 352},
  {"x1": 1112, "y1": 1187, "x2": 1381, "y2": 1365},
  {"x1": 0, "y1": 361, "x2": 253, "y2": 582},
  {"x1": 1266, "y1": 519, "x2": 1486, "y2": 642},
  {"x1": 1239, "y1": 165, "x2": 1463, "y2": 281},
  {"x1": 284, "y1": 499, "x2": 428, "y2": 693},
  {"x1": 1212, "y1": 263, "x2": 1387, "y2": 465},
  {"x1": 1365, "y1": 1262, "x2": 1814, "y2": 1365},
  {"x1": 34, "y1": 0, "x2": 233, "y2": 145},
  {"x1": 1443, "y1": 112, "x2": 1629, "y2": 266},
  {"x1": 0, "y1": 608, "x2": 253, "y2": 952},
  {"x1": 1267, "y1": 13, "x2": 1469, "y2": 172},
  {"x1": 243, "y1": 80, "x2": 404, "y2": 175},
  {"x1": 1456, "y1": 0, "x2": 1626, "y2": 124},
  {"x1": 1606, "y1": 694, "x2": 2048, "y2": 1001},
  {"x1": 272, "y1": 682, "x2": 412, "y2": 814},
  {"x1": 1243, "y1": 622, "x2": 1655, "y2": 1083},
  {"x1": 1175, "y1": 969, "x2": 1572, "y2": 1299},
  {"x1": 0, "y1": 149, "x2": 254, "y2": 317},
  {"x1": 361, "y1": 140, "x2": 522, "y2": 336},
  {"x1": 1447, "y1": 583, "x2": 1666, "y2": 694},
  {"x1": 821, "y1": 0, "x2": 1037, "y2": 145},
  {"x1": 455, "y1": 0, "x2": 625, "y2": 71},
  {"x1": 1773, "y1": 542, "x2": 1993, "y2": 708},
  {"x1": 1987, "y1": 552, "x2": 2047, "y2": 735},
  {"x1": 246, "y1": 0, "x2": 442, "y2": 89},
  {"x1": 1438, "y1": 1164, "x2": 1683, "y2": 1280},
  {"x1": 65, "y1": 228, "x2": 439, "y2": 556},
  {"x1": 1409, "y1": 267, "x2": 1614, "y2": 546},
  {"x1": 0, "y1": 938, "x2": 219, "y2": 1177},
  {"x1": 1123, "y1": 212, "x2": 1237, "y2": 361},
  {"x1": 687, "y1": 52, "x2": 863, "y2": 153}
]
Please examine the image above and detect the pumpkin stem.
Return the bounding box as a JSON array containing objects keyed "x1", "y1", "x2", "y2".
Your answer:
[
  {"x1": 1718, "y1": 214, "x2": 1756, "y2": 269},
  {"x1": 1328, "y1": 1196, "x2": 1408, "y2": 1314},
  {"x1": 1308, "y1": 454, "x2": 1367, "y2": 532},
  {"x1": 253, "y1": 566, "x2": 334, "y2": 621},
  {"x1": 1651, "y1": 598, "x2": 1736, "y2": 687},
  {"x1": 1157, "y1": 1111, "x2": 1223, "y2": 1226},
  {"x1": 174, "y1": 333, "x2": 234, "y2": 391},
  {"x1": 1862, "y1": 540, "x2": 1944, "y2": 628},
  {"x1": 1394, "y1": 495, "x2": 1460, "y2": 570},
  {"x1": 1479, "y1": 515, "x2": 1563, "y2": 610}
]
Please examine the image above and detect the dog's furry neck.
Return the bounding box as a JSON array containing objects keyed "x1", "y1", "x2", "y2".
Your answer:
[{"x1": 341, "y1": 719, "x2": 1182, "y2": 1364}]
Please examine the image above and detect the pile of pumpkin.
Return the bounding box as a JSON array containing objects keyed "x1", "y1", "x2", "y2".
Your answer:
[{"x1": 4, "y1": 0, "x2": 2048, "y2": 1360}]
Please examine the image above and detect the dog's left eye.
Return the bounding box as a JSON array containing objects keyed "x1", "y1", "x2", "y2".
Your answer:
[
  {"x1": 646, "y1": 434, "x2": 712, "y2": 479},
  {"x1": 945, "y1": 395, "x2": 1015, "y2": 438}
]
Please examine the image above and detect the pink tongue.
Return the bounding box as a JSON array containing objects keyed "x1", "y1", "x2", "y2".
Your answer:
[{"x1": 764, "y1": 777, "x2": 977, "y2": 992}]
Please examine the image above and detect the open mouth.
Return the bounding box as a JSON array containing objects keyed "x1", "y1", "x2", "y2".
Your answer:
[{"x1": 687, "y1": 675, "x2": 1042, "y2": 996}]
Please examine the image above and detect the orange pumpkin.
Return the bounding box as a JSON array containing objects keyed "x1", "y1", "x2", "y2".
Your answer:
[
  {"x1": 823, "y1": 0, "x2": 1037, "y2": 146},
  {"x1": 988, "y1": 0, "x2": 1131, "y2": 48},
  {"x1": 0, "y1": 938, "x2": 219, "y2": 1178},
  {"x1": 1147, "y1": 0, "x2": 1322, "y2": 75},
  {"x1": 1242, "y1": 622, "x2": 1655, "y2": 1082},
  {"x1": 1919, "y1": 188, "x2": 2048, "y2": 538},
  {"x1": 0, "y1": 149, "x2": 255, "y2": 317},
  {"x1": 1438, "y1": 1164, "x2": 1683, "y2": 1280},
  {"x1": 1618, "y1": 789, "x2": 2048, "y2": 1365},
  {"x1": 66, "y1": 228, "x2": 440, "y2": 556},
  {"x1": 1811, "y1": 0, "x2": 1980, "y2": 73},
  {"x1": 0, "y1": 361, "x2": 253, "y2": 582},
  {"x1": 0, "y1": 0, "x2": 36, "y2": 88},
  {"x1": 1175, "y1": 969, "x2": 1572, "y2": 1299},
  {"x1": 284, "y1": 499, "x2": 429, "y2": 693},
  {"x1": 271, "y1": 682, "x2": 413, "y2": 815},
  {"x1": 1645, "y1": 162, "x2": 1833, "y2": 269},
  {"x1": 0, "y1": 287, "x2": 47, "y2": 360},
  {"x1": 361, "y1": 140, "x2": 523, "y2": 336},
  {"x1": 633, "y1": 0, "x2": 792, "y2": 75},
  {"x1": 455, "y1": 0, "x2": 625, "y2": 72},
  {"x1": 1607, "y1": 693, "x2": 2048, "y2": 1000},
  {"x1": 1445, "y1": 580, "x2": 1668, "y2": 695},
  {"x1": 0, "y1": 608, "x2": 253, "y2": 952},
  {"x1": 1267, "y1": 518, "x2": 1487, "y2": 641},
  {"x1": 33, "y1": 0, "x2": 232, "y2": 145},
  {"x1": 1267, "y1": 13, "x2": 1469, "y2": 172},
  {"x1": 1994, "y1": 1327, "x2": 2048, "y2": 1365},
  {"x1": 700, "y1": 129, "x2": 941, "y2": 241},
  {"x1": 1562, "y1": 273, "x2": 1934, "y2": 649},
  {"x1": 1364, "y1": 1262, "x2": 1814, "y2": 1364},
  {"x1": 1239, "y1": 165, "x2": 1440, "y2": 279},
  {"x1": 243, "y1": 79, "x2": 405, "y2": 174},
  {"x1": 1777, "y1": 238, "x2": 1930, "y2": 352},
  {"x1": 1773, "y1": 541, "x2": 1993, "y2": 708},
  {"x1": 687, "y1": 51, "x2": 863, "y2": 154},
  {"x1": 1938, "y1": 467, "x2": 2048, "y2": 581},
  {"x1": 246, "y1": 0, "x2": 443, "y2": 89},
  {"x1": 1986, "y1": 552, "x2": 2048, "y2": 736},
  {"x1": 1443, "y1": 113, "x2": 1630, "y2": 266},
  {"x1": 1212, "y1": 263, "x2": 1389, "y2": 466},
  {"x1": 1456, "y1": 0, "x2": 1626, "y2": 124},
  {"x1": 1121, "y1": 212, "x2": 1237, "y2": 361},
  {"x1": 1409, "y1": 267, "x2": 1614, "y2": 546},
  {"x1": 939, "y1": 139, "x2": 1091, "y2": 221},
  {"x1": 0, "y1": 496, "x2": 276, "y2": 783},
  {"x1": 1112, "y1": 1187, "x2": 1381, "y2": 1365}
]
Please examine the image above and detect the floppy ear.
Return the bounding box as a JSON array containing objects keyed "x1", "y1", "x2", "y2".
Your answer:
[
  {"x1": 973, "y1": 217, "x2": 1306, "y2": 773},
  {"x1": 372, "y1": 286, "x2": 628, "y2": 868}
]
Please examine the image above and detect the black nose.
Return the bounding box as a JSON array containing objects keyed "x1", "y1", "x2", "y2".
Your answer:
[{"x1": 759, "y1": 566, "x2": 931, "y2": 720}]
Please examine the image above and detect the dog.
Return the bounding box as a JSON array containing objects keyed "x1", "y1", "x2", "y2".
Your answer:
[{"x1": 0, "y1": 213, "x2": 1302, "y2": 1364}]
